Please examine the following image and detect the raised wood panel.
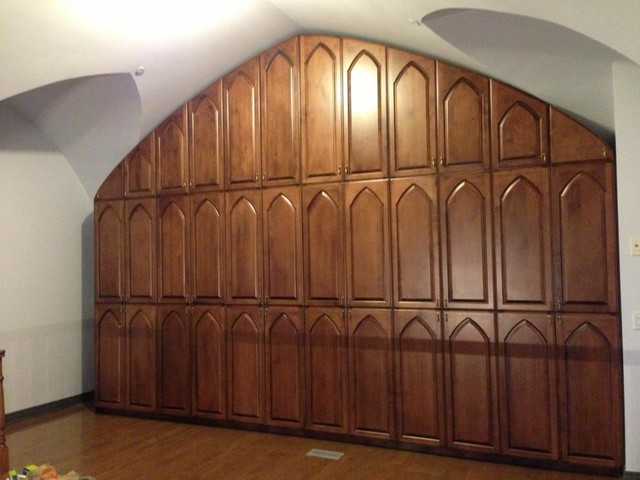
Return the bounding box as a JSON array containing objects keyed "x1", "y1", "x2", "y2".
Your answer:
[
  {"x1": 157, "y1": 106, "x2": 189, "y2": 195},
  {"x1": 557, "y1": 314, "x2": 622, "y2": 467},
  {"x1": 224, "y1": 58, "x2": 261, "y2": 189},
  {"x1": 550, "y1": 108, "x2": 612, "y2": 163},
  {"x1": 305, "y1": 307, "x2": 348, "y2": 433},
  {"x1": 261, "y1": 37, "x2": 300, "y2": 186},
  {"x1": 157, "y1": 195, "x2": 189, "y2": 303},
  {"x1": 493, "y1": 169, "x2": 553, "y2": 310},
  {"x1": 189, "y1": 80, "x2": 224, "y2": 192},
  {"x1": 192, "y1": 305, "x2": 226, "y2": 419},
  {"x1": 498, "y1": 313, "x2": 558, "y2": 459},
  {"x1": 300, "y1": 35, "x2": 343, "y2": 183},
  {"x1": 303, "y1": 183, "x2": 345, "y2": 306},
  {"x1": 158, "y1": 305, "x2": 191, "y2": 415},
  {"x1": 190, "y1": 192, "x2": 225, "y2": 303},
  {"x1": 444, "y1": 311, "x2": 498, "y2": 452},
  {"x1": 95, "y1": 304, "x2": 125, "y2": 408},
  {"x1": 387, "y1": 48, "x2": 436, "y2": 176},
  {"x1": 345, "y1": 180, "x2": 391, "y2": 307},
  {"x1": 265, "y1": 307, "x2": 304, "y2": 427},
  {"x1": 95, "y1": 200, "x2": 125, "y2": 303},
  {"x1": 394, "y1": 309, "x2": 444, "y2": 446},
  {"x1": 390, "y1": 177, "x2": 440, "y2": 308},
  {"x1": 552, "y1": 163, "x2": 617, "y2": 312},
  {"x1": 263, "y1": 186, "x2": 303, "y2": 305},
  {"x1": 440, "y1": 172, "x2": 493, "y2": 309},
  {"x1": 125, "y1": 133, "x2": 155, "y2": 198},
  {"x1": 96, "y1": 163, "x2": 124, "y2": 200},
  {"x1": 227, "y1": 306, "x2": 264, "y2": 423},
  {"x1": 125, "y1": 198, "x2": 156, "y2": 303},
  {"x1": 491, "y1": 81, "x2": 549, "y2": 169},
  {"x1": 125, "y1": 304, "x2": 156, "y2": 412}
]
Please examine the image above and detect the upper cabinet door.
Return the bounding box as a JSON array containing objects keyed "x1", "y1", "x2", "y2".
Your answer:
[
  {"x1": 552, "y1": 163, "x2": 618, "y2": 312},
  {"x1": 343, "y1": 39, "x2": 388, "y2": 180},
  {"x1": 95, "y1": 200, "x2": 125, "y2": 303},
  {"x1": 125, "y1": 133, "x2": 156, "y2": 198},
  {"x1": 440, "y1": 172, "x2": 494, "y2": 310},
  {"x1": 189, "y1": 80, "x2": 224, "y2": 192},
  {"x1": 493, "y1": 168, "x2": 553, "y2": 311},
  {"x1": 260, "y1": 37, "x2": 300, "y2": 186},
  {"x1": 550, "y1": 108, "x2": 613, "y2": 164},
  {"x1": 157, "y1": 195, "x2": 190, "y2": 303},
  {"x1": 491, "y1": 81, "x2": 549, "y2": 169},
  {"x1": 300, "y1": 36, "x2": 343, "y2": 184},
  {"x1": 157, "y1": 106, "x2": 189, "y2": 195},
  {"x1": 224, "y1": 58, "x2": 261, "y2": 189},
  {"x1": 96, "y1": 163, "x2": 124, "y2": 201},
  {"x1": 437, "y1": 62, "x2": 490, "y2": 172},
  {"x1": 125, "y1": 198, "x2": 156, "y2": 303},
  {"x1": 390, "y1": 177, "x2": 440, "y2": 309},
  {"x1": 387, "y1": 48, "x2": 437, "y2": 177},
  {"x1": 344, "y1": 180, "x2": 391, "y2": 307}
]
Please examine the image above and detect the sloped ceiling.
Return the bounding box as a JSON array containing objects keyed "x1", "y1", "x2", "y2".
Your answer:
[{"x1": 1, "y1": 0, "x2": 638, "y2": 196}]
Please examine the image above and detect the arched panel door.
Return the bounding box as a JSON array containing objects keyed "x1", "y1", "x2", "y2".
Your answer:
[
  {"x1": 125, "y1": 304, "x2": 156, "y2": 412},
  {"x1": 95, "y1": 304, "x2": 125, "y2": 408},
  {"x1": 125, "y1": 198, "x2": 156, "y2": 303},
  {"x1": 158, "y1": 305, "x2": 191, "y2": 415},
  {"x1": 124, "y1": 132, "x2": 155, "y2": 198},
  {"x1": 156, "y1": 106, "x2": 189, "y2": 195},
  {"x1": 550, "y1": 107, "x2": 613, "y2": 163},
  {"x1": 95, "y1": 201, "x2": 125, "y2": 303},
  {"x1": 157, "y1": 195, "x2": 189, "y2": 303}
]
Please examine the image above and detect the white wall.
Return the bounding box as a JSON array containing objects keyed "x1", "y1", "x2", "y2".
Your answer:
[{"x1": 0, "y1": 105, "x2": 93, "y2": 413}]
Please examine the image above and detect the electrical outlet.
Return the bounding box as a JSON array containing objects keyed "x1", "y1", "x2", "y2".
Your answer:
[
  {"x1": 631, "y1": 238, "x2": 640, "y2": 256},
  {"x1": 634, "y1": 312, "x2": 640, "y2": 330}
]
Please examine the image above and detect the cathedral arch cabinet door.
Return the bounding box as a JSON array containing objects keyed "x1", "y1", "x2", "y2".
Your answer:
[
  {"x1": 124, "y1": 132, "x2": 156, "y2": 198},
  {"x1": 265, "y1": 306, "x2": 304, "y2": 428},
  {"x1": 497, "y1": 312, "x2": 558, "y2": 460},
  {"x1": 95, "y1": 200, "x2": 125, "y2": 303},
  {"x1": 158, "y1": 305, "x2": 191, "y2": 416},
  {"x1": 94, "y1": 304, "x2": 125, "y2": 409},
  {"x1": 444, "y1": 311, "x2": 499, "y2": 453},
  {"x1": 125, "y1": 198, "x2": 156, "y2": 304},
  {"x1": 125, "y1": 304, "x2": 157, "y2": 412},
  {"x1": 156, "y1": 106, "x2": 189, "y2": 195},
  {"x1": 157, "y1": 195, "x2": 190, "y2": 304},
  {"x1": 551, "y1": 162, "x2": 618, "y2": 312},
  {"x1": 556, "y1": 314, "x2": 622, "y2": 468}
]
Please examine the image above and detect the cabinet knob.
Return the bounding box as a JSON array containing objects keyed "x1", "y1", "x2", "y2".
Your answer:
[
  {"x1": 439, "y1": 156, "x2": 444, "y2": 167},
  {"x1": 255, "y1": 174, "x2": 259, "y2": 182},
  {"x1": 338, "y1": 166, "x2": 342, "y2": 175}
]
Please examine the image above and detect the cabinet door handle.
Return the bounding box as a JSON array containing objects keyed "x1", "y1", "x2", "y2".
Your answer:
[
  {"x1": 439, "y1": 156, "x2": 444, "y2": 167},
  {"x1": 431, "y1": 157, "x2": 436, "y2": 167},
  {"x1": 262, "y1": 173, "x2": 266, "y2": 181},
  {"x1": 338, "y1": 166, "x2": 342, "y2": 175},
  {"x1": 345, "y1": 165, "x2": 349, "y2": 174},
  {"x1": 542, "y1": 152, "x2": 547, "y2": 162},
  {"x1": 255, "y1": 173, "x2": 259, "y2": 182},
  {"x1": 436, "y1": 313, "x2": 441, "y2": 323}
]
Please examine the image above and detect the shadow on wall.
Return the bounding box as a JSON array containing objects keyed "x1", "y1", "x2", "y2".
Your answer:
[{"x1": 82, "y1": 214, "x2": 95, "y2": 392}]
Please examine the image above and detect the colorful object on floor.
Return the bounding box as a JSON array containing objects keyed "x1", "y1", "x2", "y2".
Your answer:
[{"x1": 3, "y1": 464, "x2": 94, "y2": 480}]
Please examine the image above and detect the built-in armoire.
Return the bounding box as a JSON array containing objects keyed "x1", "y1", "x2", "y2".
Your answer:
[{"x1": 93, "y1": 35, "x2": 622, "y2": 475}]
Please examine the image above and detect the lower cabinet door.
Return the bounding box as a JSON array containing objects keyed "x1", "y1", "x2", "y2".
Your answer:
[
  {"x1": 95, "y1": 304, "x2": 125, "y2": 409},
  {"x1": 125, "y1": 304, "x2": 157, "y2": 412},
  {"x1": 158, "y1": 304, "x2": 191, "y2": 416}
]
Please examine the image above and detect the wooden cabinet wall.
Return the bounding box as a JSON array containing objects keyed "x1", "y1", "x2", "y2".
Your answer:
[{"x1": 95, "y1": 35, "x2": 621, "y2": 474}]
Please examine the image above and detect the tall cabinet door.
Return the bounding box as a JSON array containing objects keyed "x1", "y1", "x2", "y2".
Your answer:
[
  {"x1": 260, "y1": 37, "x2": 300, "y2": 186},
  {"x1": 94, "y1": 304, "x2": 125, "y2": 408},
  {"x1": 440, "y1": 172, "x2": 493, "y2": 309},
  {"x1": 343, "y1": 39, "x2": 387, "y2": 180},
  {"x1": 95, "y1": 200, "x2": 125, "y2": 303},
  {"x1": 493, "y1": 169, "x2": 553, "y2": 311},
  {"x1": 226, "y1": 190, "x2": 262, "y2": 305},
  {"x1": 444, "y1": 311, "x2": 498, "y2": 452},
  {"x1": 125, "y1": 304, "x2": 156, "y2": 412},
  {"x1": 390, "y1": 177, "x2": 440, "y2": 309},
  {"x1": 437, "y1": 62, "x2": 490, "y2": 172},
  {"x1": 498, "y1": 312, "x2": 558, "y2": 459},
  {"x1": 394, "y1": 309, "x2": 444, "y2": 446},
  {"x1": 265, "y1": 306, "x2": 304, "y2": 428},
  {"x1": 158, "y1": 305, "x2": 191, "y2": 416},
  {"x1": 156, "y1": 106, "x2": 189, "y2": 195},
  {"x1": 300, "y1": 35, "x2": 343, "y2": 184},
  {"x1": 189, "y1": 80, "x2": 224, "y2": 192},
  {"x1": 387, "y1": 48, "x2": 437, "y2": 177},
  {"x1": 263, "y1": 186, "x2": 303, "y2": 305},
  {"x1": 157, "y1": 195, "x2": 190, "y2": 303},
  {"x1": 305, "y1": 307, "x2": 348, "y2": 433},
  {"x1": 556, "y1": 314, "x2": 622, "y2": 468},
  {"x1": 224, "y1": 58, "x2": 261, "y2": 189},
  {"x1": 125, "y1": 198, "x2": 156, "y2": 303},
  {"x1": 551, "y1": 163, "x2": 617, "y2": 312},
  {"x1": 345, "y1": 180, "x2": 391, "y2": 307},
  {"x1": 124, "y1": 133, "x2": 155, "y2": 198},
  {"x1": 303, "y1": 183, "x2": 345, "y2": 306}
]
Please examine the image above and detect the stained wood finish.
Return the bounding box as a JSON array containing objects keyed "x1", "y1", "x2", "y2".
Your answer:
[
  {"x1": 551, "y1": 163, "x2": 617, "y2": 312},
  {"x1": 95, "y1": 163, "x2": 124, "y2": 200},
  {"x1": 550, "y1": 108, "x2": 613, "y2": 163},
  {"x1": 224, "y1": 58, "x2": 261, "y2": 189},
  {"x1": 556, "y1": 313, "x2": 622, "y2": 467},
  {"x1": 497, "y1": 312, "x2": 558, "y2": 459},
  {"x1": 444, "y1": 311, "x2": 498, "y2": 452},
  {"x1": 345, "y1": 180, "x2": 391, "y2": 307},
  {"x1": 260, "y1": 37, "x2": 300, "y2": 186},
  {"x1": 265, "y1": 306, "x2": 304, "y2": 428},
  {"x1": 303, "y1": 183, "x2": 345, "y2": 306},
  {"x1": 189, "y1": 80, "x2": 224, "y2": 192},
  {"x1": 157, "y1": 195, "x2": 189, "y2": 303},
  {"x1": 95, "y1": 200, "x2": 125, "y2": 303},
  {"x1": 125, "y1": 304, "x2": 156, "y2": 412},
  {"x1": 227, "y1": 306, "x2": 264, "y2": 423},
  {"x1": 437, "y1": 62, "x2": 490, "y2": 172},
  {"x1": 192, "y1": 305, "x2": 226, "y2": 419},
  {"x1": 124, "y1": 133, "x2": 155, "y2": 198},
  {"x1": 491, "y1": 81, "x2": 549, "y2": 169},
  {"x1": 125, "y1": 198, "x2": 156, "y2": 303},
  {"x1": 394, "y1": 309, "x2": 444, "y2": 446},
  {"x1": 343, "y1": 39, "x2": 387, "y2": 179},
  {"x1": 387, "y1": 48, "x2": 436, "y2": 177},
  {"x1": 493, "y1": 169, "x2": 553, "y2": 310},
  {"x1": 94, "y1": 304, "x2": 125, "y2": 408},
  {"x1": 158, "y1": 305, "x2": 191, "y2": 415},
  {"x1": 305, "y1": 307, "x2": 348, "y2": 433},
  {"x1": 190, "y1": 192, "x2": 225, "y2": 303},
  {"x1": 300, "y1": 36, "x2": 343, "y2": 183},
  {"x1": 440, "y1": 172, "x2": 494, "y2": 309},
  {"x1": 263, "y1": 186, "x2": 303, "y2": 305},
  {"x1": 0, "y1": 350, "x2": 6, "y2": 477},
  {"x1": 390, "y1": 177, "x2": 440, "y2": 309},
  {"x1": 157, "y1": 106, "x2": 189, "y2": 195},
  {"x1": 226, "y1": 190, "x2": 262, "y2": 304}
]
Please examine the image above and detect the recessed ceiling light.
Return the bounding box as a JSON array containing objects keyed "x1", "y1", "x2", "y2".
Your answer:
[{"x1": 135, "y1": 66, "x2": 145, "y2": 76}]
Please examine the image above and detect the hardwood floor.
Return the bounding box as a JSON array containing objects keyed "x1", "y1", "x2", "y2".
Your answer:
[{"x1": 5, "y1": 404, "x2": 616, "y2": 480}]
